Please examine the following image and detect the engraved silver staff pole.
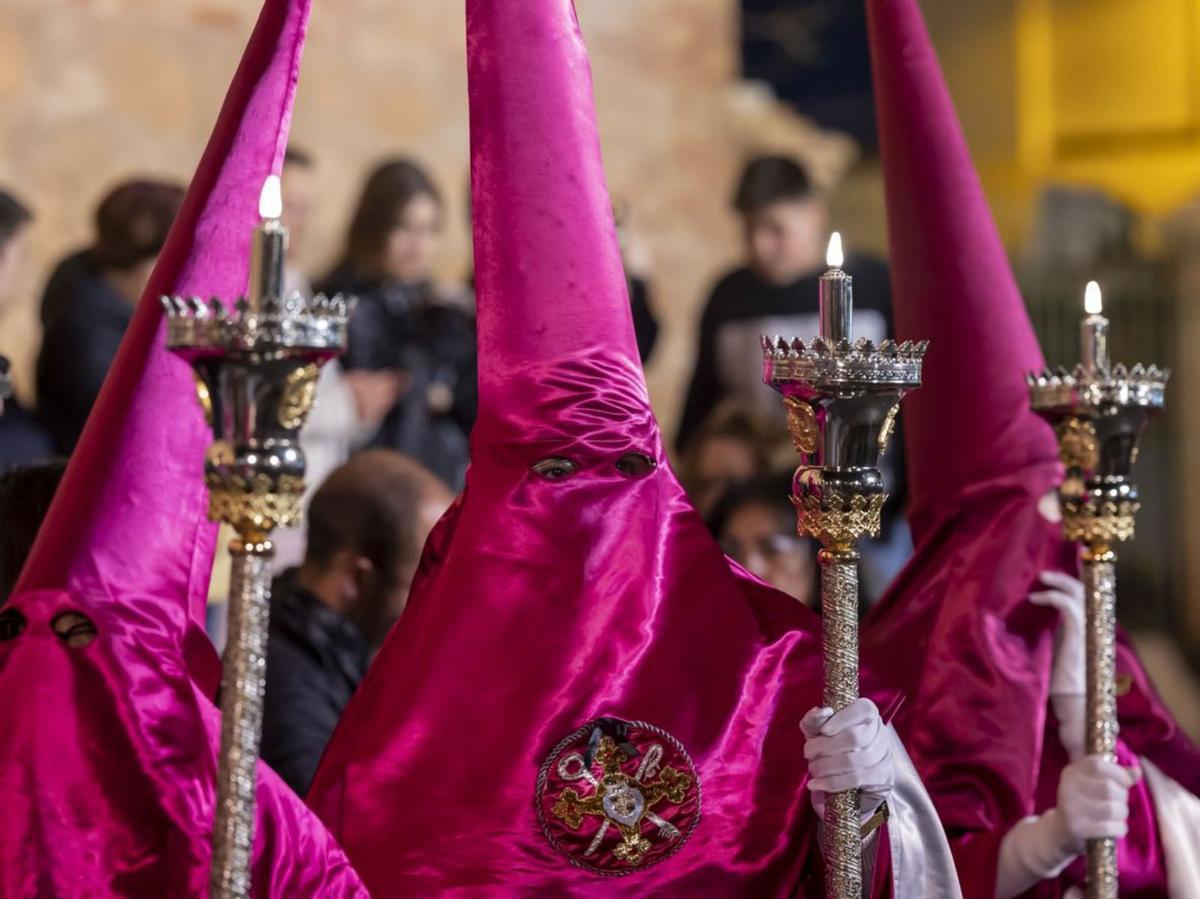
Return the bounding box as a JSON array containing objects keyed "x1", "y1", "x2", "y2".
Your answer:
[
  {"x1": 164, "y1": 175, "x2": 352, "y2": 899},
  {"x1": 762, "y1": 233, "x2": 925, "y2": 899},
  {"x1": 1028, "y1": 281, "x2": 1165, "y2": 899}
]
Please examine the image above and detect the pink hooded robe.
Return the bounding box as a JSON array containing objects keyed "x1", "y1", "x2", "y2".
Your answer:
[
  {"x1": 308, "y1": 1, "x2": 961, "y2": 896},
  {"x1": 859, "y1": 0, "x2": 1200, "y2": 895},
  {"x1": 0, "y1": 1, "x2": 365, "y2": 895}
]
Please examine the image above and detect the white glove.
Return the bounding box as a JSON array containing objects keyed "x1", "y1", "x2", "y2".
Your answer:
[
  {"x1": 1029, "y1": 570, "x2": 1087, "y2": 759},
  {"x1": 995, "y1": 755, "x2": 1141, "y2": 899},
  {"x1": 801, "y1": 697, "x2": 894, "y2": 824}
]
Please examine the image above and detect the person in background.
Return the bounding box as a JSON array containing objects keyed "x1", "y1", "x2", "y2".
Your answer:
[
  {"x1": 678, "y1": 156, "x2": 907, "y2": 604},
  {"x1": 279, "y1": 145, "x2": 317, "y2": 296},
  {"x1": 0, "y1": 459, "x2": 67, "y2": 600},
  {"x1": 270, "y1": 147, "x2": 382, "y2": 571},
  {"x1": 0, "y1": 190, "x2": 53, "y2": 472},
  {"x1": 612, "y1": 197, "x2": 658, "y2": 363},
  {"x1": 36, "y1": 179, "x2": 184, "y2": 453},
  {"x1": 261, "y1": 449, "x2": 453, "y2": 796},
  {"x1": 319, "y1": 159, "x2": 476, "y2": 490},
  {"x1": 675, "y1": 154, "x2": 892, "y2": 451},
  {"x1": 679, "y1": 401, "x2": 778, "y2": 518},
  {"x1": 708, "y1": 474, "x2": 817, "y2": 608}
]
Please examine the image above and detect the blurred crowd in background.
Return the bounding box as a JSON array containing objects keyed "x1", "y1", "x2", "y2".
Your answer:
[{"x1": 0, "y1": 148, "x2": 924, "y2": 793}]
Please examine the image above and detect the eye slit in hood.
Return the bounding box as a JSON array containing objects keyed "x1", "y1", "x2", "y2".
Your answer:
[
  {"x1": 52, "y1": 611, "x2": 97, "y2": 648},
  {"x1": 0, "y1": 608, "x2": 26, "y2": 641},
  {"x1": 615, "y1": 452, "x2": 656, "y2": 479},
  {"x1": 531, "y1": 457, "x2": 580, "y2": 481}
]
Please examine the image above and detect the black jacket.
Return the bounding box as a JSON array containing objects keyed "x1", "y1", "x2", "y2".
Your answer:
[
  {"x1": 36, "y1": 253, "x2": 134, "y2": 454},
  {"x1": 676, "y1": 258, "x2": 894, "y2": 451},
  {"x1": 319, "y1": 266, "x2": 477, "y2": 489},
  {"x1": 261, "y1": 576, "x2": 370, "y2": 796}
]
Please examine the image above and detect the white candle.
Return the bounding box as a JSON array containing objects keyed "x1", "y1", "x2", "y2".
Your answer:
[
  {"x1": 1081, "y1": 280, "x2": 1109, "y2": 373},
  {"x1": 819, "y1": 231, "x2": 852, "y2": 342},
  {"x1": 249, "y1": 175, "x2": 287, "y2": 310}
]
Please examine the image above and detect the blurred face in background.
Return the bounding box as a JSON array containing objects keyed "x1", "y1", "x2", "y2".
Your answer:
[
  {"x1": 745, "y1": 198, "x2": 827, "y2": 286},
  {"x1": 688, "y1": 434, "x2": 761, "y2": 518},
  {"x1": 0, "y1": 226, "x2": 30, "y2": 313},
  {"x1": 719, "y1": 500, "x2": 815, "y2": 607},
  {"x1": 281, "y1": 161, "x2": 316, "y2": 260},
  {"x1": 383, "y1": 192, "x2": 443, "y2": 284}
]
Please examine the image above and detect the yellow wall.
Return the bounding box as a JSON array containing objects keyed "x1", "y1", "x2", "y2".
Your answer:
[{"x1": 942, "y1": 0, "x2": 1200, "y2": 247}]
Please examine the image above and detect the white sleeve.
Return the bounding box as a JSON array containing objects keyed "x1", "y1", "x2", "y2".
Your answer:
[
  {"x1": 1142, "y1": 757, "x2": 1200, "y2": 895},
  {"x1": 884, "y1": 725, "x2": 964, "y2": 899}
]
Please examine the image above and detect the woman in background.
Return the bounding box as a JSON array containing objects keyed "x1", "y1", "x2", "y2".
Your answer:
[{"x1": 319, "y1": 159, "x2": 476, "y2": 489}]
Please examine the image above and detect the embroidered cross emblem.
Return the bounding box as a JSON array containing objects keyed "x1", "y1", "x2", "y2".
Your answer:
[{"x1": 549, "y1": 731, "x2": 693, "y2": 866}]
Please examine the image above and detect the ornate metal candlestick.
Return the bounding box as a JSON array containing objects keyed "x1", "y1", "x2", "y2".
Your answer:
[
  {"x1": 762, "y1": 234, "x2": 925, "y2": 899},
  {"x1": 1028, "y1": 282, "x2": 1165, "y2": 899},
  {"x1": 164, "y1": 176, "x2": 351, "y2": 899}
]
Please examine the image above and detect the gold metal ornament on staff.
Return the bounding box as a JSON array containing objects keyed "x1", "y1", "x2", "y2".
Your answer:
[
  {"x1": 164, "y1": 176, "x2": 352, "y2": 899},
  {"x1": 762, "y1": 233, "x2": 925, "y2": 899},
  {"x1": 1027, "y1": 282, "x2": 1165, "y2": 899}
]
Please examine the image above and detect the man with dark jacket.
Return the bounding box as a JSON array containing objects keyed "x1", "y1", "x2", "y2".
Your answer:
[{"x1": 261, "y1": 449, "x2": 452, "y2": 795}]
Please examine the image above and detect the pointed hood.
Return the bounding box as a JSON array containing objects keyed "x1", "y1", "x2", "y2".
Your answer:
[
  {"x1": 0, "y1": 2, "x2": 365, "y2": 894},
  {"x1": 303, "y1": 1, "x2": 902, "y2": 894},
  {"x1": 468, "y1": 0, "x2": 653, "y2": 458},
  {"x1": 866, "y1": 0, "x2": 1058, "y2": 538},
  {"x1": 860, "y1": 1, "x2": 1197, "y2": 894},
  {"x1": 13, "y1": 0, "x2": 306, "y2": 628}
]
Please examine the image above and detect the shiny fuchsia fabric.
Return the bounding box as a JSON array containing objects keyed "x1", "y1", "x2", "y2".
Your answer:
[
  {"x1": 860, "y1": 0, "x2": 1197, "y2": 895},
  {"x1": 306, "y1": 1, "x2": 907, "y2": 895},
  {"x1": 0, "y1": 1, "x2": 365, "y2": 895}
]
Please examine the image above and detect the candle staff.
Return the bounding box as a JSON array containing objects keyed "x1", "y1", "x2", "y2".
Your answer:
[
  {"x1": 1027, "y1": 282, "x2": 1166, "y2": 899},
  {"x1": 163, "y1": 176, "x2": 352, "y2": 899},
  {"x1": 761, "y1": 233, "x2": 926, "y2": 898}
]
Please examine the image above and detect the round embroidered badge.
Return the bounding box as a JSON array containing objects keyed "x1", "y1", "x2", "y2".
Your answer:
[{"x1": 535, "y1": 717, "x2": 701, "y2": 875}]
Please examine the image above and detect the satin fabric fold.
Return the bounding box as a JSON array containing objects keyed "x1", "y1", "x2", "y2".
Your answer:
[
  {"x1": 308, "y1": 0, "x2": 957, "y2": 894},
  {"x1": 861, "y1": 0, "x2": 1198, "y2": 895},
  {"x1": 0, "y1": 0, "x2": 366, "y2": 894}
]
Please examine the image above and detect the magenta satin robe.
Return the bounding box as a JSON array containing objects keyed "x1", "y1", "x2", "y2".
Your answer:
[
  {"x1": 0, "y1": 1, "x2": 365, "y2": 894},
  {"x1": 307, "y1": 1, "x2": 914, "y2": 895},
  {"x1": 859, "y1": 0, "x2": 1198, "y2": 895}
]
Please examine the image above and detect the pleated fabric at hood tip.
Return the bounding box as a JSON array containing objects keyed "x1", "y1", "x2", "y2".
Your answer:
[
  {"x1": 306, "y1": 1, "x2": 858, "y2": 895},
  {"x1": 0, "y1": 1, "x2": 365, "y2": 894},
  {"x1": 466, "y1": 0, "x2": 656, "y2": 464}
]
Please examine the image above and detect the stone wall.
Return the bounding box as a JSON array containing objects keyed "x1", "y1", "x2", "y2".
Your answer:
[{"x1": 0, "y1": 0, "x2": 854, "y2": 435}]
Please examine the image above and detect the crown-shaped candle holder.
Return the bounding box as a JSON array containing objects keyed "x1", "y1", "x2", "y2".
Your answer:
[
  {"x1": 762, "y1": 336, "x2": 926, "y2": 547},
  {"x1": 761, "y1": 238, "x2": 925, "y2": 899},
  {"x1": 1028, "y1": 363, "x2": 1166, "y2": 545},
  {"x1": 163, "y1": 178, "x2": 354, "y2": 899},
  {"x1": 163, "y1": 291, "x2": 352, "y2": 538},
  {"x1": 1027, "y1": 286, "x2": 1166, "y2": 899}
]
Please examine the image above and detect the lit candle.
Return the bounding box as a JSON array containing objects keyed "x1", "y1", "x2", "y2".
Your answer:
[
  {"x1": 819, "y1": 231, "x2": 852, "y2": 342},
  {"x1": 1081, "y1": 280, "x2": 1109, "y2": 373},
  {"x1": 249, "y1": 174, "x2": 287, "y2": 310}
]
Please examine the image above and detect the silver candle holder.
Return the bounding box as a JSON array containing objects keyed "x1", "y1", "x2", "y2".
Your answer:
[
  {"x1": 762, "y1": 233, "x2": 926, "y2": 899},
  {"x1": 164, "y1": 177, "x2": 352, "y2": 899},
  {"x1": 1027, "y1": 282, "x2": 1166, "y2": 899}
]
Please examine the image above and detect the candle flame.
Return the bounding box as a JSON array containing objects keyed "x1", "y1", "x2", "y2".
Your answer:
[
  {"x1": 1084, "y1": 280, "x2": 1102, "y2": 315},
  {"x1": 259, "y1": 175, "x2": 283, "y2": 220},
  {"x1": 826, "y1": 231, "x2": 844, "y2": 269}
]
